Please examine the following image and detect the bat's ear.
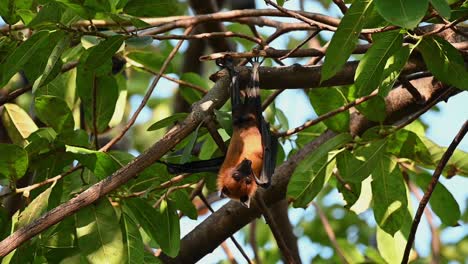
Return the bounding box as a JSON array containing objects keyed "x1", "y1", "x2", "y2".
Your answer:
[{"x1": 240, "y1": 195, "x2": 251, "y2": 208}]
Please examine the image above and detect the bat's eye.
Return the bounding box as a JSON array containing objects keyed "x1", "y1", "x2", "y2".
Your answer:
[
  {"x1": 245, "y1": 177, "x2": 252, "y2": 185},
  {"x1": 233, "y1": 172, "x2": 241, "y2": 181}
]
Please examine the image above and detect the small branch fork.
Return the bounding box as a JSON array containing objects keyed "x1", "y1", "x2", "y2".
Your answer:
[{"x1": 401, "y1": 120, "x2": 468, "y2": 264}]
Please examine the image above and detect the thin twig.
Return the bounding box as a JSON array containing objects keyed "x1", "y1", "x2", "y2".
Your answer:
[
  {"x1": 125, "y1": 173, "x2": 192, "y2": 198},
  {"x1": 100, "y1": 26, "x2": 194, "y2": 152},
  {"x1": 153, "y1": 183, "x2": 194, "y2": 208},
  {"x1": 198, "y1": 193, "x2": 252, "y2": 264},
  {"x1": 0, "y1": 166, "x2": 82, "y2": 199},
  {"x1": 421, "y1": 15, "x2": 468, "y2": 36},
  {"x1": 277, "y1": 93, "x2": 377, "y2": 137},
  {"x1": 262, "y1": 89, "x2": 285, "y2": 111},
  {"x1": 406, "y1": 179, "x2": 440, "y2": 264},
  {"x1": 126, "y1": 58, "x2": 207, "y2": 94},
  {"x1": 256, "y1": 196, "x2": 296, "y2": 264},
  {"x1": 151, "y1": 31, "x2": 262, "y2": 45},
  {"x1": 279, "y1": 30, "x2": 321, "y2": 60},
  {"x1": 312, "y1": 202, "x2": 349, "y2": 264},
  {"x1": 401, "y1": 120, "x2": 468, "y2": 264},
  {"x1": 220, "y1": 242, "x2": 238, "y2": 264}
]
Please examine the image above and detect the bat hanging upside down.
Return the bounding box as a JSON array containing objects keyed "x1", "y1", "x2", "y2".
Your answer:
[{"x1": 161, "y1": 56, "x2": 277, "y2": 207}]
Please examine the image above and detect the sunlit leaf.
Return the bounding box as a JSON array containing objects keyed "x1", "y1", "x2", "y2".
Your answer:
[
  {"x1": 375, "y1": 0, "x2": 428, "y2": 28},
  {"x1": 309, "y1": 87, "x2": 349, "y2": 132},
  {"x1": 75, "y1": 198, "x2": 124, "y2": 264},
  {"x1": 1, "y1": 103, "x2": 38, "y2": 146},
  {"x1": 34, "y1": 96, "x2": 74, "y2": 133}
]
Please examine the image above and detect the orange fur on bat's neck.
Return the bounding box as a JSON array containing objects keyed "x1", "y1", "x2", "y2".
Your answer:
[{"x1": 217, "y1": 121, "x2": 263, "y2": 205}]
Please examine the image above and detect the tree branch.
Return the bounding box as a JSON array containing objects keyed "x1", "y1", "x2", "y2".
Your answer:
[{"x1": 401, "y1": 120, "x2": 468, "y2": 264}]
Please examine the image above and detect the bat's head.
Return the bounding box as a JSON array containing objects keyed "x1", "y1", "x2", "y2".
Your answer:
[{"x1": 218, "y1": 159, "x2": 257, "y2": 208}]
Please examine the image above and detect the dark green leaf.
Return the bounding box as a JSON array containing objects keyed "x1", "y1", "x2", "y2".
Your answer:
[
  {"x1": 121, "y1": 212, "x2": 144, "y2": 264},
  {"x1": 1, "y1": 103, "x2": 38, "y2": 146},
  {"x1": 84, "y1": 35, "x2": 124, "y2": 70},
  {"x1": 344, "y1": 139, "x2": 387, "y2": 183},
  {"x1": 309, "y1": 87, "x2": 349, "y2": 132},
  {"x1": 430, "y1": 0, "x2": 451, "y2": 18},
  {"x1": 0, "y1": 31, "x2": 49, "y2": 86},
  {"x1": 355, "y1": 30, "x2": 403, "y2": 97},
  {"x1": 387, "y1": 129, "x2": 432, "y2": 164},
  {"x1": 28, "y1": 1, "x2": 64, "y2": 28},
  {"x1": 35, "y1": 70, "x2": 77, "y2": 108},
  {"x1": 171, "y1": 190, "x2": 197, "y2": 220},
  {"x1": 34, "y1": 96, "x2": 74, "y2": 133},
  {"x1": 418, "y1": 36, "x2": 468, "y2": 90},
  {"x1": 413, "y1": 172, "x2": 460, "y2": 226},
  {"x1": 84, "y1": 0, "x2": 111, "y2": 12},
  {"x1": 180, "y1": 122, "x2": 203, "y2": 163},
  {"x1": 147, "y1": 113, "x2": 189, "y2": 131},
  {"x1": 356, "y1": 95, "x2": 386, "y2": 122},
  {"x1": 41, "y1": 217, "x2": 76, "y2": 249},
  {"x1": 66, "y1": 146, "x2": 121, "y2": 179},
  {"x1": 25, "y1": 128, "x2": 57, "y2": 156},
  {"x1": 375, "y1": 0, "x2": 428, "y2": 28},
  {"x1": 33, "y1": 34, "x2": 71, "y2": 90},
  {"x1": 75, "y1": 198, "x2": 124, "y2": 263},
  {"x1": 123, "y1": 0, "x2": 184, "y2": 17},
  {"x1": 371, "y1": 155, "x2": 407, "y2": 235},
  {"x1": 379, "y1": 45, "x2": 411, "y2": 96},
  {"x1": 123, "y1": 198, "x2": 180, "y2": 257},
  {"x1": 420, "y1": 136, "x2": 468, "y2": 177},
  {"x1": 0, "y1": 143, "x2": 28, "y2": 180},
  {"x1": 321, "y1": 0, "x2": 373, "y2": 82}
]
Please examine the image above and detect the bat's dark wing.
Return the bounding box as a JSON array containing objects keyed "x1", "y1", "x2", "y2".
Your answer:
[
  {"x1": 158, "y1": 156, "x2": 225, "y2": 174},
  {"x1": 249, "y1": 59, "x2": 277, "y2": 188}
]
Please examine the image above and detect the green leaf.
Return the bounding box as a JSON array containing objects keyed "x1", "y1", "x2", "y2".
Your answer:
[
  {"x1": 379, "y1": 45, "x2": 411, "y2": 96},
  {"x1": 147, "y1": 113, "x2": 189, "y2": 131},
  {"x1": 123, "y1": 0, "x2": 184, "y2": 17},
  {"x1": 108, "y1": 75, "x2": 128, "y2": 128},
  {"x1": 375, "y1": 0, "x2": 428, "y2": 28},
  {"x1": 66, "y1": 146, "x2": 121, "y2": 179},
  {"x1": 36, "y1": 70, "x2": 77, "y2": 109},
  {"x1": 309, "y1": 87, "x2": 349, "y2": 132},
  {"x1": 0, "y1": 31, "x2": 50, "y2": 86},
  {"x1": 171, "y1": 190, "x2": 197, "y2": 220},
  {"x1": 17, "y1": 184, "x2": 55, "y2": 229},
  {"x1": 355, "y1": 30, "x2": 403, "y2": 97},
  {"x1": 34, "y1": 96, "x2": 74, "y2": 133},
  {"x1": 1, "y1": 103, "x2": 38, "y2": 146},
  {"x1": 84, "y1": 0, "x2": 111, "y2": 12},
  {"x1": 0, "y1": 143, "x2": 28, "y2": 180},
  {"x1": 123, "y1": 198, "x2": 180, "y2": 257},
  {"x1": 356, "y1": 94, "x2": 387, "y2": 122},
  {"x1": 127, "y1": 51, "x2": 174, "y2": 74},
  {"x1": 288, "y1": 133, "x2": 352, "y2": 207},
  {"x1": 33, "y1": 34, "x2": 71, "y2": 91},
  {"x1": 377, "y1": 227, "x2": 408, "y2": 264},
  {"x1": 180, "y1": 122, "x2": 203, "y2": 163},
  {"x1": 413, "y1": 172, "x2": 460, "y2": 226},
  {"x1": 42, "y1": 217, "x2": 76, "y2": 249},
  {"x1": 75, "y1": 198, "x2": 124, "y2": 264},
  {"x1": 371, "y1": 155, "x2": 407, "y2": 235},
  {"x1": 121, "y1": 212, "x2": 144, "y2": 264},
  {"x1": 387, "y1": 129, "x2": 432, "y2": 164},
  {"x1": 418, "y1": 36, "x2": 468, "y2": 90},
  {"x1": 364, "y1": 247, "x2": 388, "y2": 264},
  {"x1": 420, "y1": 136, "x2": 468, "y2": 177},
  {"x1": 321, "y1": 0, "x2": 373, "y2": 82},
  {"x1": 125, "y1": 36, "x2": 153, "y2": 49},
  {"x1": 430, "y1": 0, "x2": 451, "y2": 18},
  {"x1": 343, "y1": 139, "x2": 387, "y2": 183},
  {"x1": 25, "y1": 127, "x2": 58, "y2": 156},
  {"x1": 81, "y1": 74, "x2": 119, "y2": 133},
  {"x1": 27, "y1": 1, "x2": 64, "y2": 28},
  {"x1": 84, "y1": 35, "x2": 124, "y2": 70},
  {"x1": 288, "y1": 152, "x2": 337, "y2": 208}
]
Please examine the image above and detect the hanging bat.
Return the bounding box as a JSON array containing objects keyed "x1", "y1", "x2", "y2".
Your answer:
[{"x1": 161, "y1": 56, "x2": 277, "y2": 207}]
